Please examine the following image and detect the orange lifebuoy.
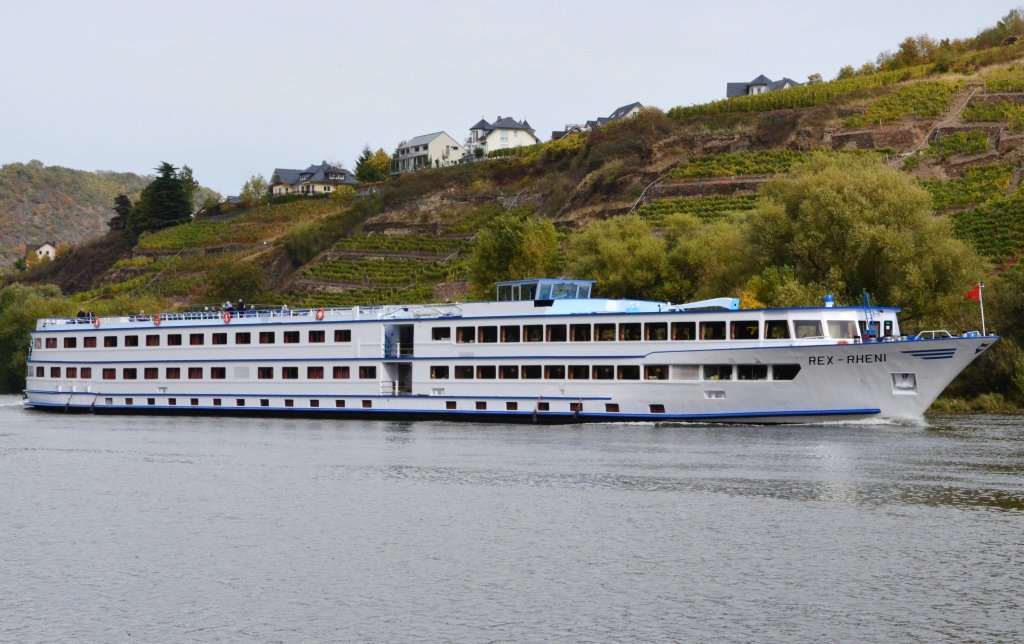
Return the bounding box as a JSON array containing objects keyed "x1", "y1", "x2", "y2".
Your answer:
[
  {"x1": 92, "y1": 317, "x2": 101, "y2": 328},
  {"x1": 153, "y1": 314, "x2": 162, "y2": 326},
  {"x1": 222, "y1": 310, "x2": 232, "y2": 323},
  {"x1": 315, "y1": 307, "x2": 325, "y2": 321}
]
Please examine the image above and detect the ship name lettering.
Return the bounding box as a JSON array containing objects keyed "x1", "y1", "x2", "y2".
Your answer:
[{"x1": 846, "y1": 354, "x2": 886, "y2": 364}]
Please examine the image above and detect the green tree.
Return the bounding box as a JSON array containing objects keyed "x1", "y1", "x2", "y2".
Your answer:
[
  {"x1": 566, "y1": 215, "x2": 670, "y2": 300},
  {"x1": 745, "y1": 153, "x2": 986, "y2": 324},
  {"x1": 129, "y1": 162, "x2": 192, "y2": 234},
  {"x1": 108, "y1": 193, "x2": 132, "y2": 230},
  {"x1": 355, "y1": 145, "x2": 390, "y2": 182},
  {"x1": 468, "y1": 210, "x2": 560, "y2": 295},
  {"x1": 180, "y1": 164, "x2": 199, "y2": 210},
  {"x1": 239, "y1": 174, "x2": 269, "y2": 207},
  {"x1": 0, "y1": 283, "x2": 70, "y2": 392},
  {"x1": 807, "y1": 72, "x2": 823, "y2": 84}
]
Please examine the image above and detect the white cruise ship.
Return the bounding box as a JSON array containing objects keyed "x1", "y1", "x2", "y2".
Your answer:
[{"x1": 23, "y1": 279, "x2": 996, "y2": 424}]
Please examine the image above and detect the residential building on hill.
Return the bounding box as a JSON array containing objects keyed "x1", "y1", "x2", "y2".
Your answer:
[
  {"x1": 551, "y1": 101, "x2": 643, "y2": 140},
  {"x1": 270, "y1": 161, "x2": 358, "y2": 196},
  {"x1": 726, "y1": 74, "x2": 801, "y2": 98},
  {"x1": 467, "y1": 116, "x2": 539, "y2": 157},
  {"x1": 390, "y1": 132, "x2": 466, "y2": 176},
  {"x1": 25, "y1": 241, "x2": 57, "y2": 261}
]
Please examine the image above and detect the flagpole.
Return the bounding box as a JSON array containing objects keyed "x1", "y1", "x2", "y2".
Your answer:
[{"x1": 979, "y1": 282, "x2": 986, "y2": 336}]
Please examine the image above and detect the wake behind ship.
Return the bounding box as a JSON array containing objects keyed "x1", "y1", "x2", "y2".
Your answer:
[{"x1": 23, "y1": 279, "x2": 995, "y2": 424}]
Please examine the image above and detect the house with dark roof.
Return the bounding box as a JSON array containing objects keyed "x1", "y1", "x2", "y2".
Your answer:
[
  {"x1": 467, "y1": 116, "x2": 539, "y2": 157},
  {"x1": 390, "y1": 132, "x2": 466, "y2": 176},
  {"x1": 24, "y1": 241, "x2": 57, "y2": 262},
  {"x1": 270, "y1": 161, "x2": 358, "y2": 196},
  {"x1": 726, "y1": 75, "x2": 801, "y2": 98},
  {"x1": 551, "y1": 101, "x2": 643, "y2": 140}
]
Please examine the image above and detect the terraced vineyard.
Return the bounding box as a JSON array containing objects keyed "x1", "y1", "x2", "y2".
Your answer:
[
  {"x1": 634, "y1": 195, "x2": 758, "y2": 226},
  {"x1": 670, "y1": 150, "x2": 805, "y2": 179},
  {"x1": 952, "y1": 195, "x2": 1024, "y2": 261},
  {"x1": 290, "y1": 283, "x2": 439, "y2": 308},
  {"x1": 921, "y1": 164, "x2": 1012, "y2": 211},
  {"x1": 844, "y1": 80, "x2": 963, "y2": 128},
  {"x1": 334, "y1": 234, "x2": 467, "y2": 256},
  {"x1": 962, "y1": 100, "x2": 1024, "y2": 131},
  {"x1": 302, "y1": 257, "x2": 451, "y2": 285}
]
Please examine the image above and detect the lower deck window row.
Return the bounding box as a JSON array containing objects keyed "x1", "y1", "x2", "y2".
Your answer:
[{"x1": 102, "y1": 397, "x2": 656, "y2": 414}]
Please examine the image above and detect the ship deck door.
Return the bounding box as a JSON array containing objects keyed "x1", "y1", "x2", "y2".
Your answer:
[{"x1": 384, "y1": 324, "x2": 414, "y2": 358}]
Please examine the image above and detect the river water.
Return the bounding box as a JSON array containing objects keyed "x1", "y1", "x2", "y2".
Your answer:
[{"x1": 1, "y1": 396, "x2": 1022, "y2": 642}]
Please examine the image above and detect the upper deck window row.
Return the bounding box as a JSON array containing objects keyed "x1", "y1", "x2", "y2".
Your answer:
[{"x1": 35, "y1": 328, "x2": 353, "y2": 349}]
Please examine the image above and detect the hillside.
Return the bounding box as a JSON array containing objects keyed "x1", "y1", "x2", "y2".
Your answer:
[{"x1": 0, "y1": 161, "x2": 218, "y2": 267}]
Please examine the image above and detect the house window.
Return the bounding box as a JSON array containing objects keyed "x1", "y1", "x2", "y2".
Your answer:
[
  {"x1": 64, "y1": 337, "x2": 77, "y2": 349},
  {"x1": 235, "y1": 332, "x2": 251, "y2": 345},
  {"x1": 284, "y1": 331, "x2": 300, "y2": 344},
  {"x1": 84, "y1": 336, "x2": 97, "y2": 348},
  {"x1": 309, "y1": 330, "x2": 325, "y2": 343},
  {"x1": 167, "y1": 334, "x2": 182, "y2": 346},
  {"x1": 282, "y1": 367, "x2": 298, "y2": 379},
  {"x1": 307, "y1": 366, "x2": 324, "y2": 379},
  {"x1": 258, "y1": 367, "x2": 274, "y2": 379},
  {"x1": 104, "y1": 336, "x2": 117, "y2": 347},
  {"x1": 192, "y1": 333, "x2": 207, "y2": 345},
  {"x1": 333, "y1": 366, "x2": 351, "y2": 379},
  {"x1": 146, "y1": 335, "x2": 159, "y2": 347},
  {"x1": 259, "y1": 332, "x2": 275, "y2": 344},
  {"x1": 211, "y1": 367, "x2": 226, "y2": 379},
  {"x1": 166, "y1": 367, "x2": 180, "y2": 379}
]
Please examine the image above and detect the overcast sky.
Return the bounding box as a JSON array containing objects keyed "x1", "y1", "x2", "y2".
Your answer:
[{"x1": 0, "y1": 0, "x2": 1017, "y2": 194}]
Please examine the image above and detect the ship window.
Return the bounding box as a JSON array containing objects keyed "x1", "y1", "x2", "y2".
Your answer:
[
  {"x1": 699, "y1": 321, "x2": 726, "y2": 340},
  {"x1": 645, "y1": 323, "x2": 668, "y2": 341},
  {"x1": 772, "y1": 364, "x2": 801, "y2": 381},
  {"x1": 66, "y1": 367, "x2": 78, "y2": 378},
  {"x1": 46, "y1": 338, "x2": 57, "y2": 348},
  {"x1": 213, "y1": 398, "x2": 222, "y2": 406},
  {"x1": 123, "y1": 368, "x2": 137, "y2": 380},
  {"x1": 166, "y1": 367, "x2": 180, "y2": 379},
  {"x1": 284, "y1": 331, "x2": 300, "y2": 344},
  {"x1": 455, "y1": 326, "x2": 475, "y2": 343},
  {"x1": 536, "y1": 402, "x2": 549, "y2": 411},
  {"x1": 731, "y1": 320, "x2": 759, "y2": 340},
  {"x1": 309, "y1": 330, "x2": 325, "y2": 343},
  {"x1": 103, "y1": 368, "x2": 116, "y2": 380},
  {"x1": 336, "y1": 400, "x2": 346, "y2": 408},
  {"x1": 195, "y1": 333, "x2": 211, "y2": 345},
  {"x1": 165, "y1": 334, "x2": 180, "y2": 346},
  {"x1": 794, "y1": 320, "x2": 823, "y2": 338},
  {"x1": 431, "y1": 366, "x2": 450, "y2": 379},
  {"x1": 649, "y1": 404, "x2": 666, "y2": 414},
  {"x1": 147, "y1": 398, "x2": 155, "y2": 406},
  {"x1": 524, "y1": 325, "x2": 543, "y2": 342},
  {"x1": 506, "y1": 401, "x2": 518, "y2": 411},
  {"x1": 476, "y1": 401, "x2": 487, "y2": 410},
  {"x1": 703, "y1": 365, "x2": 733, "y2": 380},
  {"x1": 64, "y1": 337, "x2": 77, "y2": 348},
  {"x1": 84, "y1": 336, "x2": 97, "y2": 348},
  {"x1": 570, "y1": 324, "x2": 591, "y2": 342},
  {"x1": 191, "y1": 398, "x2": 198, "y2": 406},
  {"x1": 644, "y1": 365, "x2": 668, "y2": 380},
  {"x1": 478, "y1": 326, "x2": 498, "y2": 343},
  {"x1": 285, "y1": 399, "x2": 294, "y2": 408},
  {"x1": 568, "y1": 365, "x2": 589, "y2": 379},
  {"x1": 883, "y1": 320, "x2": 893, "y2": 337},
  {"x1": 454, "y1": 365, "x2": 474, "y2": 379},
  {"x1": 168, "y1": 398, "x2": 176, "y2": 406},
  {"x1": 236, "y1": 399, "x2": 245, "y2": 407},
  {"x1": 619, "y1": 323, "x2": 642, "y2": 341},
  {"x1": 617, "y1": 365, "x2": 640, "y2": 380},
  {"x1": 211, "y1": 367, "x2": 226, "y2": 379},
  {"x1": 144, "y1": 367, "x2": 158, "y2": 380},
  {"x1": 258, "y1": 367, "x2": 274, "y2": 379},
  {"x1": 827, "y1": 320, "x2": 858, "y2": 339},
  {"x1": 605, "y1": 403, "x2": 619, "y2": 413},
  {"x1": 521, "y1": 365, "x2": 542, "y2": 379},
  {"x1": 104, "y1": 336, "x2": 117, "y2": 347},
  {"x1": 307, "y1": 366, "x2": 324, "y2": 380},
  {"x1": 595, "y1": 323, "x2": 616, "y2": 341},
  {"x1": 260, "y1": 399, "x2": 270, "y2": 407},
  {"x1": 546, "y1": 325, "x2": 567, "y2": 342},
  {"x1": 125, "y1": 335, "x2": 139, "y2": 347},
  {"x1": 446, "y1": 401, "x2": 456, "y2": 410},
  {"x1": 570, "y1": 401, "x2": 586, "y2": 413},
  {"x1": 35, "y1": 366, "x2": 44, "y2": 377},
  {"x1": 362, "y1": 400, "x2": 372, "y2": 408},
  {"x1": 499, "y1": 365, "x2": 519, "y2": 379},
  {"x1": 81, "y1": 367, "x2": 92, "y2": 378},
  {"x1": 282, "y1": 367, "x2": 298, "y2": 379},
  {"x1": 146, "y1": 335, "x2": 160, "y2": 347},
  {"x1": 737, "y1": 364, "x2": 768, "y2": 380},
  {"x1": 500, "y1": 325, "x2": 520, "y2": 342},
  {"x1": 188, "y1": 367, "x2": 203, "y2": 379},
  {"x1": 358, "y1": 366, "x2": 377, "y2": 379},
  {"x1": 765, "y1": 320, "x2": 790, "y2": 339},
  {"x1": 431, "y1": 327, "x2": 451, "y2": 341},
  {"x1": 593, "y1": 365, "x2": 615, "y2": 380},
  {"x1": 671, "y1": 365, "x2": 699, "y2": 380},
  {"x1": 544, "y1": 365, "x2": 565, "y2": 379},
  {"x1": 333, "y1": 366, "x2": 350, "y2": 379},
  {"x1": 259, "y1": 331, "x2": 275, "y2": 344},
  {"x1": 50, "y1": 366, "x2": 61, "y2": 378},
  {"x1": 235, "y1": 332, "x2": 251, "y2": 345},
  {"x1": 34, "y1": 338, "x2": 41, "y2": 350}
]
